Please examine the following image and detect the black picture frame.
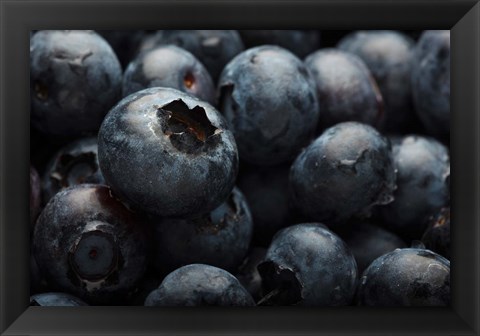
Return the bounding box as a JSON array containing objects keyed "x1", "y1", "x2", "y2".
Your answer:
[{"x1": 1, "y1": 0, "x2": 479, "y2": 335}]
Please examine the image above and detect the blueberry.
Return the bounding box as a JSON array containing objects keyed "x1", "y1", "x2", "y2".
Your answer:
[
  {"x1": 30, "y1": 292, "x2": 89, "y2": 306},
  {"x1": 304, "y1": 48, "x2": 384, "y2": 131},
  {"x1": 151, "y1": 187, "x2": 253, "y2": 275},
  {"x1": 97, "y1": 30, "x2": 146, "y2": 69},
  {"x1": 289, "y1": 122, "x2": 396, "y2": 226},
  {"x1": 377, "y1": 135, "x2": 450, "y2": 240},
  {"x1": 30, "y1": 30, "x2": 122, "y2": 137},
  {"x1": 139, "y1": 30, "x2": 244, "y2": 83},
  {"x1": 338, "y1": 221, "x2": 406, "y2": 274},
  {"x1": 42, "y1": 137, "x2": 105, "y2": 204},
  {"x1": 144, "y1": 264, "x2": 255, "y2": 306},
  {"x1": 237, "y1": 163, "x2": 297, "y2": 246},
  {"x1": 337, "y1": 31, "x2": 419, "y2": 134},
  {"x1": 218, "y1": 46, "x2": 319, "y2": 166},
  {"x1": 411, "y1": 30, "x2": 450, "y2": 139},
  {"x1": 122, "y1": 45, "x2": 216, "y2": 105},
  {"x1": 32, "y1": 184, "x2": 149, "y2": 304},
  {"x1": 98, "y1": 87, "x2": 238, "y2": 218},
  {"x1": 357, "y1": 248, "x2": 450, "y2": 306},
  {"x1": 421, "y1": 207, "x2": 450, "y2": 260},
  {"x1": 30, "y1": 165, "x2": 42, "y2": 225},
  {"x1": 235, "y1": 247, "x2": 267, "y2": 301},
  {"x1": 238, "y1": 30, "x2": 320, "y2": 58},
  {"x1": 257, "y1": 223, "x2": 357, "y2": 306}
]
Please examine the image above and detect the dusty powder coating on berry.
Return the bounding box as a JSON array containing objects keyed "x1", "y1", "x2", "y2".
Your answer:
[
  {"x1": 257, "y1": 223, "x2": 358, "y2": 306},
  {"x1": 411, "y1": 30, "x2": 450, "y2": 138},
  {"x1": 289, "y1": 122, "x2": 396, "y2": 225},
  {"x1": 218, "y1": 45, "x2": 320, "y2": 166},
  {"x1": 122, "y1": 45, "x2": 216, "y2": 104},
  {"x1": 152, "y1": 187, "x2": 253, "y2": 275},
  {"x1": 30, "y1": 30, "x2": 122, "y2": 137},
  {"x1": 357, "y1": 248, "x2": 450, "y2": 306},
  {"x1": 139, "y1": 30, "x2": 245, "y2": 83},
  {"x1": 144, "y1": 264, "x2": 255, "y2": 306},
  {"x1": 377, "y1": 135, "x2": 450, "y2": 240},
  {"x1": 32, "y1": 184, "x2": 148, "y2": 304},
  {"x1": 304, "y1": 49, "x2": 384, "y2": 130},
  {"x1": 42, "y1": 137, "x2": 105, "y2": 204},
  {"x1": 98, "y1": 87, "x2": 238, "y2": 218},
  {"x1": 337, "y1": 31, "x2": 417, "y2": 133}
]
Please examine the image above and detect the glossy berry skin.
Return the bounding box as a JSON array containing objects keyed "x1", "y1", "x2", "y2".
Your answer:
[
  {"x1": 30, "y1": 292, "x2": 88, "y2": 306},
  {"x1": 32, "y1": 184, "x2": 148, "y2": 304},
  {"x1": 257, "y1": 223, "x2": 357, "y2": 306},
  {"x1": 152, "y1": 187, "x2": 253, "y2": 275},
  {"x1": 122, "y1": 45, "x2": 216, "y2": 104},
  {"x1": 42, "y1": 137, "x2": 105, "y2": 204},
  {"x1": 30, "y1": 30, "x2": 122, "y2": 137},
  {"x1": 30, "y1": 165, "x2": 42, "y2": 225},
  {"x1": 377, "y1": 136, "x2": 450, "y2": 241},
  {"x1": 337, "y1": 31, "x2": 418, "y2": 134},
  {"x1": 290, "y1": 122, "x2": 396, "y2": 225},
  {"x1": 218, "y1": 46, "x2": 319, "y2": 166},
  {"x1": 237, "y1": 163, "x2": 296, "y2": 246},
  {"x1": 144, "y1": 264, "x2": 255, "y2": 306},
  {"x1": 140, "y1": 30, "x2": 244, "y2": 82},
  {"x1": 98, "y1": 87, "x2": 238, "y2": 218},
  {"x1": 304, "y1": 49, "x2": 384, "y2": 131},
  {"x1": 339, "y1": 221, "x2": 406, "y2": 274},
  {"x1": 422, "y1": 207, "x2": 450, "y2": 260},
  {"x1": 239, "y1": 30, "x2": 320, "y2": 58},
  {"x1": 411, "y1": 30, "x2": 450, "y2": 139},
  {"x1": 357, "y1": 248, "x2": 450, "y2": 306}
]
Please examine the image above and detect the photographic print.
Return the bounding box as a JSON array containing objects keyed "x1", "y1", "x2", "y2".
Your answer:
[
  {"x1": 29, "y1": 29, "x2": 451, "y2": 308},
  {"x1": 1, "y1": 1, "x2": 479, "y2": 335}
]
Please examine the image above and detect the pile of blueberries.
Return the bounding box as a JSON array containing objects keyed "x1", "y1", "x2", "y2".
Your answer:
[{"x1": 29, "y1": 30, "x2": 451, "y2": 307}]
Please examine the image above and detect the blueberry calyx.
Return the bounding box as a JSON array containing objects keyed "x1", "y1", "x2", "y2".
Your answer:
[
  {"x1": 158, "y1": 99, "x2": 221, "y2": 154},
  {"x1": 68, "y1": 223, "x2": 119, "y2": 283},
  {"x1": 256, "y1": 261, "x2": 303, "y2": 306}
]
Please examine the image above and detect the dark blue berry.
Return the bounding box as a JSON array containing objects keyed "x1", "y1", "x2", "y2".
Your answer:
[
  {"x1": 257, "y1": 223, "x2": 357, "y2": 306},
  {"x1": 32, "y1": 184, "x2": 149, "y2": 304},
  {"x1": 122, "y1": 45, "x2": 215, "y2": 105},
  {"x1": 151, "y1": 187, "x2": 253, "y2": 275},
  {"x1": 377, "y1": 135, "x2": 450, "y2": 240},
  {"x1": 290, "y1": 122, "x2": 396, "y2": 226},
  {"x1": 218, "y1": 46, "x2": 319, "y2": 166},
  {"x1": 144, "y1": 264, "x2": 255, "y2": 306},
  {"x1": 30, "y1": 30, "x2": 122, "y2": 137},
  {"x1": 42, "y1": 137, "x2": 105, "y2": 204},
  {"x1": 357, "y1": 248, "x2": 450, "y2": 306},
  {"x1": 338, "y1": 31, "x2": 419, "y2": 134},
  {"x1": 411, "y1": 30, "x2": 450, "y2": 139},
  {"x1": 98, "y1": 87, "x2": 238, "y2": 218},
  {"x1": 304, "y1": 49, "x2": 384, "y2": 131}
]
